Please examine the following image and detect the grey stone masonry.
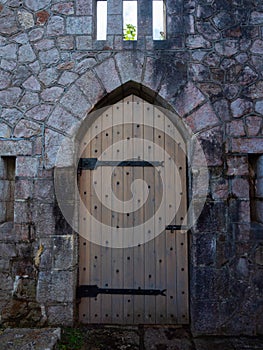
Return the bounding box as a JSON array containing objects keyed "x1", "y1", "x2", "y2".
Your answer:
[{"x1": 0, "y1": 0, "x2": 262, "y2": 336}]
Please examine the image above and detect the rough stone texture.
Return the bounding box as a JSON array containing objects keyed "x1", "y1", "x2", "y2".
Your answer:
[{"x1": 0, "y1": 0, "x2": 262, "y2": 337}]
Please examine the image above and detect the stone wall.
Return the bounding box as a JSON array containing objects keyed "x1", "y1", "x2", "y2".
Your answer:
[{"x1": 0, "y1": 0, "x2": 262, "y2": 335}]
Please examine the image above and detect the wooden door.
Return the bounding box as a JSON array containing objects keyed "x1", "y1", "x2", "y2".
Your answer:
[{"x1": 78, "y1": 95, "x2": 188, "y2": 324}]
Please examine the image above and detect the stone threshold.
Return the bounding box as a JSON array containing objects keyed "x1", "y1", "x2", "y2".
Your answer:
[{"x1": 0, "y1": 327, "x2": 61, "y2": 350}]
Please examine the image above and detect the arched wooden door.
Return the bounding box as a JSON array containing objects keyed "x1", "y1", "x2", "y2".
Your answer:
[{"x1": 78, "y1": 95, "x2": 188, "y2": 324}]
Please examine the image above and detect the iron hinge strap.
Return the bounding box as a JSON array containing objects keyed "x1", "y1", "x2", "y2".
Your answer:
[{"x1": 78, "y1": 158, "x2": 164, "y2": 171}]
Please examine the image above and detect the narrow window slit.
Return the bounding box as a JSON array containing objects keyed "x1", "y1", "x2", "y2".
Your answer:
[
  {"x1": 153, "y1": 0, "x2": 166, "y2": 40},
  {"x1": 123, "y1": 1, "x2": 137, "y2": 40},
  {"x1": 97, "y1": 1, "x2": 107, "y2": 40}
]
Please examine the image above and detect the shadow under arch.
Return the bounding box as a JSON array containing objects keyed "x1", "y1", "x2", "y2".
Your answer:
[{"x1": 76, "y1": 80, "x2": 191, "y2": 149}]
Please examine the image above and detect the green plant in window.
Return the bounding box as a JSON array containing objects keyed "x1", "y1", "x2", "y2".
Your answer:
[{"x1": 123, "y1": 23, "x2": 137, "y2": 40}]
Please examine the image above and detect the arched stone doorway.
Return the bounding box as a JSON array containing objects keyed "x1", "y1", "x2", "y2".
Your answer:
[{"x1": 77, "y1": 94, "x2": 189, "y2": 324}]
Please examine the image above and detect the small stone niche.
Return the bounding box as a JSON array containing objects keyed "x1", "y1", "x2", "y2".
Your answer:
[{"x1": 0, "y1": 156, "x2": 16, "y2": 223}]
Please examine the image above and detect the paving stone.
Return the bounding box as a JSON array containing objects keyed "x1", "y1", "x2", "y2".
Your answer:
[
  {"x1": 0, "y1": 328, "x2": 61, "y2": 350},
  {"x1": 144, "y1": 328, "x2": 194, "y2": 350}
]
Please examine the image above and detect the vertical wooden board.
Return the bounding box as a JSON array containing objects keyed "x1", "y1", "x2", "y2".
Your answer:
[
  {"x1": 89, "y1": 115, "x2": 103, "y2": 323},
  {"x1": 122, "y1": 96, "x2": 135, "y2": 324},
  {"x1": 143, "y1": 101, "x2": 156, "y2": 324},
  {"x1": 100, "y1": 107, "x2": 113, "y2": 323},
  {"x1": 132, "y1": 95, "x2": 145, "y2": 323},
  {"x1": 175, "y1": 143, "x2": 187, "y2": 227},
  {"x1": 153, "y1": 108, "x2": 167, "y2": 324},
  {"x1": 164, "y1": 114, "x2": 177, "y2": 324},
  {"x1": 79, "y1": 127, "x2": 92, "y2": 323},
  {"x1": 111, "y1": 101, "x2": 124, "y2": 323},
  {"x1": 176, "y1": 230, "x2": 189, "y2": 324}
]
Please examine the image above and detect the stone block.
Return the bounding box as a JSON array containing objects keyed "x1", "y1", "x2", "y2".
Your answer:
[
  {"x1": 197, "y1": 126, "x2": 223, "y2": 166},
  {"x1": 0, "y1": 7, "x2": 19, "y2": 35},
  {"x1": 39, "y1": 48, "x2": 60, "y2": 65},
  {"x1": 36, "y1": 10, "x2": 50, "y2": 25},
  {"x1": 213, "y1": 99, "x2": 231, "y2": 122},
  {"x1": 58, "y1": 71, "x2": 78, "y2": 86},
  {"x1": 0, "y1": 87, "x2": 22, "y2": 106},
  {"x1": 230, "y1": 98, "x2": 253, "y2": 118},
  {"x1": 191, "y1": 300, "x2": 220, "y2": 335},
  {"x1": 76, "y1": 0, "x2": 93, "y2": 15},
  {"x1": 94, "y1": 58, "x2": 120, "y2": 94},
  {"x1": 192, "y1": 233, "x2": 216, "y2": 267},
  {"x1": 16, "y1": 156, "x2": 39, "y2": 177},
  {"x1": 231, "y1": 178, "x2": 249, "y2": 199},
  {"x1": 14, "y1": 119, "x2": 42, "y2": 138},
  {"x1": 47, "y1": 105, "x2": 79, "y2": 134},
  {"x1": 37, "y1": 270, "x2": 75, "y2": 303},
  {"x1": 226, "y1": 156, "x2": 249, "y2": 176},
  {"x1": 47, "y1": 16, "x2": 65, "y2": 36},
  {"x1": 185, "y1": 103, "x2": 219, "y2": 133},
  {"x1": 28, "y1": 28, "x2": 44, "y2": 42},
  {"x1": 115, "y1": 51, "x2": 144, "y2": 85},
  {"x1": 173, "y1": 82, "x2": 206, "y2": 117},
  {"x1": 15, "y1": 179, "x2": 33, "y2": 200},
  {"x1": 227, "y1": 120, "x2": 245, "y2": 137},
  {"x1": 75, "y1": 35, "x2": 92, "y2": 50},
  {"x1": 228, "y1": 199, "x2": 250, "y2": 223},
  {"x1": 31, "y1": 202, "x2": 55, "y2": 236},
  {"x1": 57, "y1": 36, "x2": 74, "y2": 50},
  {"x1": 238, "y1": 66, "x2": 258, "y2": 86},
  {"x1": 14, "y1": 201, "x2": 32, "y2": 224},
  {"x1": 215, "y1": 39, "x2": 239, "y2": 57},
  {"x1": 76, "y1": 70, "x2": 105, "y2": 104},
  {"x1": 40, "y1": 86, "x2": 64, "y2": 102},
  {"x1": 60, "y1": 85, "x2": 91, "y2": 118},
  {"x1": 18, "y1": 9, "x2": 34, "y2": 29},
  {"x1": 33, "y1": 179, "x2": 54, "y2": 203},
  {"x1": 24, "y1": 0, "x2": 51, "y2": 12},
  {"x1": 0, "y1": 123, "x2": 11, "y2": 138},
  {"x1": 144, "y1": 328, "x2": 192, "y2": 350},
  {"x1": 0, "y1": 69, "x2": 11, "y2": 89},
  {"x1": 25, "y1": 104, "x2": 52, "y2": 121},
  {"x1": 0, "y1": 140, "x2": 32, "y2": 156},
  {"x1": 18, "y1": 44, "x2": 36, "y2": 63},
  {"x1": 52, "y1": 2, "x2": 74, "y2": 15},
  {"x1": 53, "y1": 236, "x2": 75, "y2": 269},
  {"x1": 186, "y1": 35, "x2": 211, "y2": 49},
  {"x1": 66, "y1": 16, "x2": 92, "y2": 34},
  {"x1": 232, "y1": 138, "x2": 263, "y2": 154},
  {"x1": 245, "y1": 115, "x2": 262, "y2": 136},
  {"x1": 195, "y1": 201, "x2": 227, "y2": 232},
  {"x1": 47, "y1": 304, "x2": 74, "y2": 326}
]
